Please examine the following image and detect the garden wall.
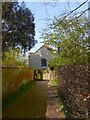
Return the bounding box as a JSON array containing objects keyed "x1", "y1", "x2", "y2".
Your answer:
[
  {"x1": 58, "y1": 65, "x2": 90, "y2": 118},
  {"x1": 2, "y1": 67, "x2": 34, "y2": 101}
]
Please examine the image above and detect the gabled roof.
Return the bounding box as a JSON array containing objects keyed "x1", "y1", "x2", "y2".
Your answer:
[{"x1": 35, "y1": 43, "x2": 51, "y2": 52}]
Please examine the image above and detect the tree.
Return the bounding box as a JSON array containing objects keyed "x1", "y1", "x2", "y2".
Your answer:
[
  {"x1": 2, "y1": 2, "x2": 37, "y2": 52},
  {"x1": 42, "y1": 17, "x2": 88, "y2": 68},
  {"x1": 2, "y1": 48, "x2": 27, "y2": 67}
]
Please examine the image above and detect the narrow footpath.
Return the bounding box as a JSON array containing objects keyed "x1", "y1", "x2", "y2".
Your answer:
[
  {"x1": 2, "y1": 80, "x2": 65, "y2": 119},
  {"x1": 46, "y1": 83, "x2": 65, "y2": 118}
]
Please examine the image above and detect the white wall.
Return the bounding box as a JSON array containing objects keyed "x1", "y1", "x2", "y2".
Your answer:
[{"x1": 29, "y1": 46, "x2": 56, "y2": 69}]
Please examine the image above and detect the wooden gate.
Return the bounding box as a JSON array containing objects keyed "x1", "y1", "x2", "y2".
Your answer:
[{"x1": 34, "y1": 70, "x2": 43, "y2": 81}]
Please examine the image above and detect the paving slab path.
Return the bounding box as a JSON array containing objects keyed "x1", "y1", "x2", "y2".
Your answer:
[
  {"x1": 2, "y1": 81, "x2": 48, "y2": 119},
  {"x1": 46, "y1": 84, "x2": 65, "y2": 118}
]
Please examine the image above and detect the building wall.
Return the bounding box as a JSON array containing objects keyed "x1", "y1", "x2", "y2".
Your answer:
[
  {"x1": 29, "y1": 46, "x2": 56, "y2": 70},
  {"x1": 43, "y1": 69, "x2": 56, "y2": 80},
  {"x1": 29, "y1": 54, "x2": 42, "y2": 69},
  {"x1": 36, "y1": 46, "x2": 55, "y2": 62}
]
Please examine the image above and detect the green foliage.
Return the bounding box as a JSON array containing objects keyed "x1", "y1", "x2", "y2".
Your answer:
[
  {"x1": 42, "y1": 17, "x2": 88, "y2": 68},
  {"x1": 2, "y1": 49, "x2": 27, "y2": 67},
  {"x1": 2, "y1": 2, "x2": 37, "y2": 52},
  {"x1": 57, "y1": 102, "x2": 68, "y2": 118},
  {"x1": 49, "y1": 78, "x2": 57, "y2": 86},
  {"x1": 57, "y1": 92, "x2": 70, "y2": 118},
  {"x1": 57, "y1": 103, "x2": 64, "y2": 111}
]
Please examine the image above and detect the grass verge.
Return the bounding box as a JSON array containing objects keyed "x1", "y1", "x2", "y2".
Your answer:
[{"x1": 2, "y1": 80, "x2": 35, "y2": 110}]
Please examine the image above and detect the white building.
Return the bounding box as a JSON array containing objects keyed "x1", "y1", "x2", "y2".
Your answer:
[
  {"x1": 28, "y1": 43, "x2": 56, "y2": 70},
  {"x1": 28, "y1": 43, "x2": 56, "y2": 80}
]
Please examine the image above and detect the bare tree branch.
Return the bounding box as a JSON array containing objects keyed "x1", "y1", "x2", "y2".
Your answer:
[
  {"x1": 76, "y1": 7, "x2": 90, "y2": 18},
  {"x1": 52, "y1": 0, "x2": 89, "y2": 28},
  {"x1": 63, "y1": 0, "x2": 88, "y2": 19}
]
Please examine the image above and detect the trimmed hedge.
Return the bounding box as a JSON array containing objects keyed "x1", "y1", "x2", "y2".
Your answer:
[{"x1": 58, "y1": 65, "x2": 89, "y2": 118}]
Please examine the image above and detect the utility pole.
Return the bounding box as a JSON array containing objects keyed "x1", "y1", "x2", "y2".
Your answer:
[
  {"x1": 88, "y1": 1, "x2": 90, "y2": 21},
  {"x1": 88, "y1": 1, "x2": 90, "y2": 63},
  {"x1": 86, "y1": 1, "x2": 90, "y2": 119}
]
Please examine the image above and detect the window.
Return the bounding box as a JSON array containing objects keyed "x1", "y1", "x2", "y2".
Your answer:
[{"x1": 41, "y1": 58, "x2": 47, "y2": 67}]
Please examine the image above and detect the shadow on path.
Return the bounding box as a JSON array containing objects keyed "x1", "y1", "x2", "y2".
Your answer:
[
  {"x1": 2, "y1": 81, "x2": 48, "y2": 119},
  {"x1": 46, "y1": 84, "x2": 65, "y2": 118}
]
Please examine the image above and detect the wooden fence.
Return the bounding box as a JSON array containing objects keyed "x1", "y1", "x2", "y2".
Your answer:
[{"x1": 2, "y1": 67, "x2": 34, "y2": 100}]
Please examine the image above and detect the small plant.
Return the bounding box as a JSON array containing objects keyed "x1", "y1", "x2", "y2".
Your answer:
[
  {"x1": 2, "y1": 49, "x2": 27, "y2": 67},
  {"x1": 57, "y1": 103, "x2": 64, "y2": 111},
  {"x1": 57, "y1": 102, "x2": 69, "y2": 118},
  {"x1": 57, "y1": 91, "x2": 71, "y2": 118},
  {"x1": 49, "y1": 78, "x2": 57, "y2": 86}
]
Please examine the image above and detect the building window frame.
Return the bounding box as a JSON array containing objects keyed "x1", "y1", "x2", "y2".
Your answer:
[{"x1": 41, "y1": 58, "x2": 47, "y2": 67}]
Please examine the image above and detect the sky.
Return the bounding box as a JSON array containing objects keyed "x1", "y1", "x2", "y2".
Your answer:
[{"x1": 23, "y1": 0, "x2": 88, "y2": 52}]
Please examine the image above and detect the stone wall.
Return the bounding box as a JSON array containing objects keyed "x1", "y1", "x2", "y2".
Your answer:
[
  {"x1": 43, "y1": 69, "x2": 56, "y2": 80},
  {"x1": 58, "y1": 65, "x2": 90, "y2": 118}
]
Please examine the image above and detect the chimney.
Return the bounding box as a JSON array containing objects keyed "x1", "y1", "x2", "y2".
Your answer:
[{"x1": 44, "y1": 42, "x2": 49, "y2": 48}]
